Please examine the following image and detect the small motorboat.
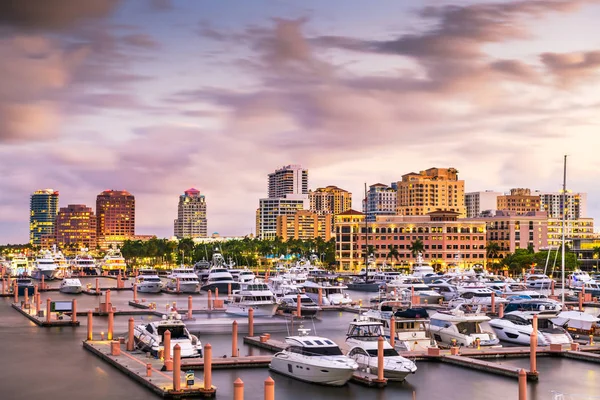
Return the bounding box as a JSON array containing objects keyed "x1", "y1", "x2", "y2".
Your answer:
[
  {"x1": 16, "y1": 277, "x2": 35, "y2": 296},
  {"x1": 135, "y1": 268, "x2": 164, "y2": 293},
  {"x1": 60, "y1": 278, "x2": 83, "y2": 294},
  {"x1": 428, "y1": 305, "x2": 501, "y2": 348},
  {"x1": 489, "y1": 311, "x2": 572, "y2": 346},
  {"x1": 134, "y1": 311, "x2": 202, "y2": 358},
  {"x1": 277, "y1": 293, "x2": 322, "y2": 317}
]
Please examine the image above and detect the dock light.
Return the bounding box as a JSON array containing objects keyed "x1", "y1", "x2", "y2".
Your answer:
[{"x1": 101, "y1": 332, "x2": 105, "y2": 341}]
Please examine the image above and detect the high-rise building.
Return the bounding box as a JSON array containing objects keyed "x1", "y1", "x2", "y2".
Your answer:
[
  {"x1": 54, "y1": 204, "x2": 97, "y2": 249},
  {"x1": 465, "y1": 191, "x2": 502, "y2": 218},
  {"x1": 268, "y1": 165, "x2": 308, "y2": 198},
  {"x1": 396, "y1": 167, "x2": 466, "y2": 217},
  {"x1": 362, "y1": 183, "x2": 397, "y2": 222},
  {"x1": 256, "y1": 197, "x2": 307, "y2": 240},
  {"x1": 96, "y1": 190, "x2": 135, "y2": 248},
  {"x1": 174, "y1": 188, "x2": 207, "y2": 238},
  {"x1": 497, "y1": 188, "x2": 541, "y2": 215},
  {"x1": 536, "y1": 190, "x2": 587, "y2": 219},
  {"x1": 29, "y1": 188, "x2": 59, "y2": 246},
  {"x1": 276, "y1": 210, "x2": 333, "y2": 241},
  {"x1": 308, "y1": 186, "x2": 352, "y2": 215},
  {"x1": 547, "y1": 218, "x2": 594, "y2": 248}
]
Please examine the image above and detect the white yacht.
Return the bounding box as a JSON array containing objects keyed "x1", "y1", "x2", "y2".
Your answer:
[
  {"x1": 31, "y1": 250, "x2": 59, "y2": 280},
  {"x1": 225, "y1": 282, "x2": 278, "y2": 317},
  {"x1": 52, "y1": 248, "x2": 70, "y2": 279},
  {"x1": 278, "y1": 293, "x2": 322, "y2": 317},
  {"x1": 387, "y1": 276, "x2": 444, "y2": 304},
  {"x1": 524, "y1": 273, "x2": 554, "y2": 290},
  {"x1": 345, "y1": 318, "x2": 417, "y2": 381},
  {"x1": 301, "y1": 281, "x2": 352, "y2": 306},
  {"x1": 411, "y1": 253, "x2": 435, "y2": 278},
  {"x1": 428, "y1": 306, "x2": 500, "y2": 348},
  {"x1": 568, "y1": 270, "x2": 592, "y2": 289},
  {"x1": 60, "y1": 278, "x2": 83, "y2": 294},
  {"x1": 70, "y1": 251, "x2": 99, "y2": 275},
  {"x1": 270, "y1": 328, "x2": 358, "y2": 386},
  {"x1": 134, "y1": 311, "x2": 202, "y2": 358},
  {"x1": 99, "y1": 249, "x2": 127, "y2": 274},
  {"x1": 135, "y1": 268, "x2": 164, "y2": 293},
  {"x1": 448, "y1": 287, "x2": 508, "y2": 309},
  {"x1": 166, "y1": 268, "x2": 200, "y2": 293},
  {"x1": 201, "y1": 266, "x2": 239, "y2": 293},
  {"x1": 193, "y1": 258, "x2": 211, "y2": 282},
  {"x1": 10, "y1": 254, "x2": 29, "y2": 276},
  {"x1": 237, "y1": 269, "x2": 256, "y2": 283},
  {"x1": 489, "y1": 311, "x2": 572, "y2": 346},
  {"x1": 551, "y1": 311, "x2": 600, "y2": 335}
]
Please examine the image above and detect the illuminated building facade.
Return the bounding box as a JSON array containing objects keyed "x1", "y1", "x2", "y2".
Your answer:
[
  {"x1": 257, "y1": 197, "x2": 307, "y2": 240},
  {"x1": 268, "y1": 165, "x2": 308, "y2": 198},
  {"x1": 465, "y1": 191, "x2": 502, "y2": 218},
  {"x1": 174, "y1": 188, "x2": 207, "y2": 238},
  {"x1": 96, "y1": 190, "x2": 135, "y2": 248},
  {"x1": 496, "y1": 188, "x2": 541, "y2": 215},
  {"x1": 547, "y1": 218, "x2": 594, "y2": 248},
  {"x1": 308, "y1": 186, "x2": 352, "y2": 215},
  {"x1": 54, "y1": 204, "x2": 97, "y2": 249},
  {"x1": 29, "y1": 189, "x2": 59, "y2": 246},
  {"x1": 536, "y1": 190, "x2": 587, "y2": 220},
  {"x1": 276, "y1": 210, "x2": 333, "y2": 241},
  {"x1": 363, "y1": 183, "x2": 397, "y2": 222}
]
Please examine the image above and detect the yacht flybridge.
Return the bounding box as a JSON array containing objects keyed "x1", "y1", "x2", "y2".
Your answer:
[
  {"x1": 99, "y1": 249, "x2": 127, "y2": 274},
  {"x1": 225, "y1": 282, "x2": 278, "y2": 317},
  {"x1": 166, "y1": 268, "x2": 200, "y2": 293},
  {"x1": 31, "y1": 250, "x2": 58, "y2": 280},
  {"x1": 269, "y1": 328, "x2": 358, "y2": 386},
  {"x1": 428, "y1": 306, "x2": 500, "y2": 348}
]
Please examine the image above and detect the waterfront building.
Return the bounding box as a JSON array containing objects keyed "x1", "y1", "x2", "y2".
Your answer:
[
  {"x1": 362, "y1": 183, "x2": 397, "y2": 222},
  {"x1": 396, "y1": 167, "x2": 466, "y2": 217},
  {"x1": 547, "y1": 218, "x2": 594, "y2": 248},
  {"x1": 536, "y1": 190, "x2": 587, "y2": 220},
  {"x1": 54, "y1": 204, "x2": 97, "y2": 249},
  {"x1": 465, "y1": 191, "x2": 502, "y2": 218},
  {"x1": 571, "y1": 238, "x2": 600, "y2": 271},
  {"x1": 174, "y1": 188, "x2": 207, "y2": 239},
  {"x1": 276, "y1": 210, "x2": 333, "y2": 241},
  {"x1": 308, "y1": 185, "x2": 352, "y2": 215},
  {"x1": 469, "y1": 210, "x2": 548, "y2": 259},
  {"x1": 29, "y1": 188, "x2": 59, "y2": 246},
  {"x1": 256, "y1": 197, "x2": 307, "y2": 240},
  {"x1": 334, "y1": 209, "x2": 486, "y2": 271},
  {"x1": 496, "y1": 188, "x2": 540, "y2": 215},
  {"x1": 268, "y1": 165, "x2": 308, "y2": 198},
  {"x1": 96, "y1": 190, "x2": 135, "y2": 249}
]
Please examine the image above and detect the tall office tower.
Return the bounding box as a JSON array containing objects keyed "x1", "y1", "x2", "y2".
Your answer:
[
  {"x1": 536, "y1": 190, "x2": 587, "y2": 219},
  {"x1": 29, "y1": 188, "x2": 59, "y2": 246},
  {"x1": 496, "y1": 188, "x2": 540, "y2": 215},
  {"x1": 268, "y1": 165, "x2": 308, "y2": 198},
  {"x1": 96, "y1": 190, "x2": 135, "y2": 245},
  {"x1": 396, "y1": 167, "x2": 466, "y2": 217},
  {"x1": 54, "y1": 204, "x2": 97, "y2": 249},
  {"x1": 465, "y1": 191, "x2": 502, "y2": 218},
  {"x1": 362, "y1": 183, "x2": 397, "y2": 222},
  {"x1": 174, "y1": 188, "x2": 207, "y2": 238},
  {"x1": 308, "y1": 185, "x2": 352, "y2": 215},
  {"x1": 256, "y1": 197, "x2": 307, "y2": 240}
]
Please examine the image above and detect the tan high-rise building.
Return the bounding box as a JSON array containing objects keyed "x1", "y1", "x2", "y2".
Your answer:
[
  {"x1": 396, "y1": 167, "x2": 465, "y2": 217},
  {"x1": 174, "y1": 188, "x2": 207, "y2": 238},
  {"x1": 276, "y1": 210, "x2": 332, "y2": 241},
  {"x1": 54, "y1": 204, "x2": 97, "y2": 249},
  {"x1": 96, "y1": 190, "x2": 135, "y2": 248},
  {"x1": 497, "y1": 188, "x2": 541, "y2": 215},
  {"x1": 308, "y1": 186, "x2": 352, "y2": 215}
]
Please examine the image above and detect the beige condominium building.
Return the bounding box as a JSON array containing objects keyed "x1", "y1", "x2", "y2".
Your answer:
[
  {"x1": 276, "y1": 210, "x2": 333, "y2": 241},
  {"x1": 496, "y1": 188, "x2": 540, "y2": 215},
  {"x1": 308, "y1": 185, "x2": 352, "y2": 215}
]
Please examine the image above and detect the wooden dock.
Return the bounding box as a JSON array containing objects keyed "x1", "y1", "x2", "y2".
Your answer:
[
  {"x1": 11, "y1": 303, "x2": 80, "y2": 327},
  {"x1": 182, "y1": 355, "x2": 273, "y2": 370},
  {"x1": 440, "y1": 355, "x2": 539, "y2": 381},
  {"x1": 350, "y1": 370, "x2": 387, "y2": 388},
  {"x1": 243, "y1": 336, "x2": 288, "y2": 352},
  {"x1": 562, "y1": 350, "x2": 600, "y2": 364},
  {"x1": 83, "y1": 341, "x2": 216, "y2": 398}
]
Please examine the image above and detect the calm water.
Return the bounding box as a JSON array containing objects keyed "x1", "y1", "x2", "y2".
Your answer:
[{"x1": 0, "y1": 279, "x2": 596, "y2": 399}]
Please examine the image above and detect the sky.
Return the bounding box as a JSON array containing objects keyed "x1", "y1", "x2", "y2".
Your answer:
[{"x1": 1, "y1": 0, "x2": 600, "y2": 243}]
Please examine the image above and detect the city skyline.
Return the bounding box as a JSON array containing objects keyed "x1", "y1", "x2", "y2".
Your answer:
[{"x1": 2, "y1": 0, "x2": 600, "y2": 243}]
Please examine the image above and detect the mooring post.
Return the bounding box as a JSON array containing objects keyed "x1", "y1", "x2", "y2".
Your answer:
[
  {"x1": 173, "y1": 344, "x2": 181, "y2": 391},
  {"x1": 232, "y1": 320, "x2": 239, "y2": 357},
  {"x1": 107, "y1": 309, "x2": 114, "y2": 341},
  {"x1": 204, "y1": 343, "x2": 212, "y2": 390},
  {"x1": 296, "y1": 293, "x2": 302, "y2": 318},
  {"x1": 71, "y1": 299, "x2": 77, "y2": 323},
  {"x1": 36, "y1": 293, "x2": 41, "y2": 315},
  {"x1": 164, "y1": 329, "x2": 172, "y2": 370},
  {"x1": 127, "y1": 317, "x2": 134, "y2": 351},
  {"x1": 13, "y1": 280, "x2": 18, "y2": 304},
  {"x1": 146, "y1": 363, "x2": 152, "y2": 377},
  {"x1": 234, "y1": 378, "x2": 244, "y2": 400},
  {"x1": 248, "y1": 307, "x2": 254, "y2": 337},
  {"x1": 318, "y1": 287, "x2": 323, "y2": 306},
  {"x1": 187, "y1": 295, "x2": 193, "y2": 320},
  {"x1": 95, "y1": 278, "x2": 100, "y2": 294},
  {"x1": 390, "y1": 316, "x2": 396, "y2": 348},
  {"x1": 176, "y1": 277, "x2": 180, "y2": 293},
  {"x1": 264, "y1": 376, "x2": 275, "y2": 400},
  {"x1": 228, "y1": 283, "x2": 232, "y2": 300},
  {"x1": 207, "y1": 290, "x2": 212, "y2": 310},
  {"x1": 46, "y1": 298, "x2": 51, "y2": 323},
  {"x1": 518, "y1": 369, "x2": 527, "y2": 400},
  {"x1": 133, "y1": 283, "x2": 138, "y2": 303},
  {"x1": 106, "y1": 289, "x2": 111, "y2": 312},
  {"x1": 87, "y1": 310, "x2": 93, "y2": 341},
  {"x1": 377, "y1": 336, "x2": 385, "y2": 382},
  {"x1": 491, "y1": 292, "x2": 496, "y2": 314}
]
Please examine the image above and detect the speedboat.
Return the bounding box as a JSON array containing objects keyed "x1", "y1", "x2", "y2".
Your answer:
[
  {"x1": 166, "y1": 268, "x2": 200, "y2": 293},
  {"x1": 201, "y1": 266, "x2": 239, "y2": 293},
  {"x1": 301, "y1": 281, "x2": 352, "y2": 306},
  {"x1": 60, "y1": 278, "x2": 83, "y2": 294},
  {"x1": 345, "y1": 317, "x2": 417, "y2": 381},
  {"x1": 16, "y1": 278, "x2": 35, "y2": 296},
  {"x1": 10, "y1": 254, "x2": 29, "y2": 276},
  {"x1": 134, "y1": 311, "x2": 202, "y2": 358},
  {"x1": 428, "y1": 306, "x2": 501, "y2": 348},
  {"x1": 99, "y1": 249, "x2": 127, "y2": 275},
  {"x1": 135, "y1": 268, "x2": 164, "y2": 293},
  {"x1": 489, "y1": 311, "x2": 572, "y2": 346},
  {"x1": 225, "y1": 282, "x2": 278, "y2": 317},
  {"x1": 524, "y1": 274, "x2": 554, "y2": 290},
  {"x1": 568, "y1": 270, "x2": 592, "y2": 289},
  {"x1": 31, "y1": 250, "x2": 59, "y2": 280},
  {"x1": 278, "y1": 293, "x2": 322, "y2": 317},
  {"x1": 269, "y1": 328, "x2": 358, "y2": 386}
]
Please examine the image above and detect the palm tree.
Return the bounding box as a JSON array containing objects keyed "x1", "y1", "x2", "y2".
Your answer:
[
  {"x1": 485, "y1": 241, "x2": 500, "y2": 260},
  {"x1": 386, "y1": 245, "x2": 400, "y2": 263},
  {"x1": 409, "y1": 239, "x2": 424, "y2": 258}
]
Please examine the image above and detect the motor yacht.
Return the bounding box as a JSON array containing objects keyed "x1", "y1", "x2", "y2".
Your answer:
[
  {"x1": 278, "y1": 293, "x2": 321, "y2": 317},
  {"x1": 489, "y1": 311, "x2": 572, "y2": 346},
  {"x1": 269, "y1": 328, "x2": 358, "y2": 386},
  {"x1": 411, "y1": 253, "x2": 435, "y2": 278},
  {"x1": 31, "y1": 250, "x2": 59, "y2": 280},
  {"x1": 301, "y1": 281, "x2": 352, "y2": 306},
  {"x1": 52, "y1": 248, "x2": 70, "y2": 279},
  {"x1": 193, "y1": 258, "x2": 211, "y2": 282},
  {"x1": 524, "y1": 274, "x2": 554, "y2": 290},
  {"x1": 448, "y1": 287, "x2": 508, "y2": 309},
  {"x1": 201, "y1": 266, "x2": 239, "y2": 293},
  {"x1": 70, "y1": 250, "x2": 99, "y2": 276},
  {"x1": 428, "y1": 281, "x2": 460, "y2": 301},
  {"x1": 10, "y1": 254, "x2": 29, "y2": 276},
  {"x1": 60, "y1": 278, "x2": 83, "y2": 294},
  {"x1": 551, "y1": 311, "x2": 600, "y2": 336},
  {"x1": 225, "y1": 282, "x2": 278, "y2": 317},
  {"x1": 16, "y1": 277, "x2": 35, "y2": 296},
  {"x1": 428, "y1": 306, "x2": 500, "y2": 348},
  {"x1": 345, "y1": 318, "x2": 417, "y2": 381},
  {"x1": 134, "y1": 311, "x2": 202, "y2": 358},
  {"x1": 135, "y1": 268, "x2": 164, "y2": 293},
  {"x1": 99, "y1": 249, "x2": 127, "y2": 275},
  {"x1": 568, "y1": 270, "x2": 593, "y2": 289},
  {"x1": 166, "y1": 268, "x2": 200, "y2": 293},
  {"x1": 503, "y1": 299, "x2": 562, "y2": 314},
  {"x1": 237, "y1": 268, "x2": 256, "y2": 283},
  {"x1": 578, "y1": 281, "x2": 600, "y2": 297},
  {"x1": 387, "y1": 277, "x2": 444, "y2": 304}
]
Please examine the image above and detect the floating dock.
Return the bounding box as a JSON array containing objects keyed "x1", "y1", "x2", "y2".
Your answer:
[
  {"x1": 11, "y1": 303, "x2": 80, "y2": 327},
  {"x1": 83, "y1": 341, "x2": 216, "y2": 398},
  {"x1": 440, "y1": 354, "x2": 539, "y2": 381},
  {"x1": 182, "y1": 355, "x2": 273, "y2": 370}
]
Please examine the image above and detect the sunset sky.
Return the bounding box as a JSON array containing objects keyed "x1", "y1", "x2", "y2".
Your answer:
[{"x1": 1, "y1": 0, "x2": 600, "y2": 243}]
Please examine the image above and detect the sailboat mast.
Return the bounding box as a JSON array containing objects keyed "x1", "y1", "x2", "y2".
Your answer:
[
  {"x1": 561, "y1": 155, "x2": 567, "y2": 305},
  {"x1": 364, "y1": 182, "x2": 368, "y2": 281}
]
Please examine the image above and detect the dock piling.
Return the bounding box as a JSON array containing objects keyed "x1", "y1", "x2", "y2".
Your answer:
[
  {"x1": 228, "y1": 283, "x2": 232, "y2": 300},
  {"x1": 518, "y1": 369, "x2": 527, "y2": 400},
  {"x1": 318, "y1": 288, "x2": 323, "y2": 306},
  {"x1": 13, "y1": 280, "x2": 18, "y2": 303},
  {"x1": 146, "y1": 363, "x2": 152, "y2": 377},
  {"x1": 176, "y1": 278, "x2": 180, "y2": 293},
  {"x1": 207, "y1": 290, "x2": 212, "y2": 310},
  {"x1": 133, "y1": 284, "x2": 138, "y2": 303},
  {"x1": 187, "y1": 296, "x2": 193, "y2": 320},
  {"x1": 579, "y1": 292, "x2": 583, "y2": 311},
  {"x1": 36, "y1": 293, "x2": 41, "y2": 315},
  {"x1": 203, "y1": 343, "x2": 212, "y2": 390},
  {"x1": 41, "y1": 275, "x2": 45, "y2": 290},
  {"x1": 95, "y1": 278, "x2": 100, "y2": 294},
  {"x1": 264, "y1": 377, "x2": 274, "y2": 400},
  {"x1": 111, "y1": 340, "x2": 121, "y2": 356},
  {"x1": 108, "y1": 309, "x2": 114, "y2": 341},
  {"x1": 233, "y1": 378, "x2": 244, "y2": 400},
  {"x1": 46, "y1": 298, "x2": 51, "y2": 323},
  {"x1": 248, "y1": 308, "x2": 254, "y2": 337},
  {"x1": 377, "y1": 336, "x2": 385, "y2": 382},
  {"x1": 173, "y1": 344, "x2": 181, "y2": 391},
  {"x1": 296, "y1": 294, "x2": 302, "y2": 318},
  {"x1": 491, "y1": 292, "x2": 496, "y2": 314},
  {"x1": 72, "y1": 299, "x2": 77, "y2": 323},
  {"x1": 232, "y1": 321, "x2": 239, "y2": 357},
  {"x1": 499, "y1": 303, "x2": 504, "y2": 318},
  {"x1": 87, "y1": 311, "x2": 93, "y2": 341},
  {"x1": 164, "y1": 330, "x2": 172, "y2": 370},
  {"x1": 390, "y1": 316, "x2": 396, "y2": 348},
  {"x1": 127, "y1": 317, "x2": 134, "y2": 351}
]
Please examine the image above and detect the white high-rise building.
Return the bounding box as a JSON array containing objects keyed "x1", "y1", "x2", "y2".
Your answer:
[
  {"x1": 535, "y1": 190, "x2": 587, "y2": 219},
  {"x1": 174, "y1": 188, "x2": 207, "y2": 238},
  {"x1": 465, "y1": 191, "x2": 502, "y2": 218},
  {"x1": 257, "y1": 196, "x2": 308, "y2": 240},
  {"x1": 268, "y1": 165, "x2": 308, "y2": 198},
  {"x1": 362, "y1": 183, "x2": 397, "y2": 222}
]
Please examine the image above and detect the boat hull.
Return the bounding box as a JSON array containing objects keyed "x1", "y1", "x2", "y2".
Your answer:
[
  {"x1": 32, "y1": 269, "x2": 57, "y2": 281},
  {"x1": 278, "y1": 305, "x2": 320, "y2": 317},
  {"x1": 17, "y1": 286, "x2": 35, "y2": 296},
  {"x1": 201, "y1": 282, "x2": 240, "y2": 293},
  {"x1": 166, "y1": 282, "x2": 199, "y2": 293},
  {"x1": 225, "y1": 303, "x2": 278, "y2": 317},
  {"x1": 137, "y1": 283, "x2": 163, "y2": 293},
  {"x1": 346, "y1": 282, "x2": 381, "y2": 292},
  {"x1": 269, "y1": 357, "x2": 355, "y2": 386},
  {"x1": 60, "y1": 286, "x2": 83, "y2": 294}
]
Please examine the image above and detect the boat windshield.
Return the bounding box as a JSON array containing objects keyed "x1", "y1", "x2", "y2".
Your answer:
[
  {"x1": 456, "y1": 322, "x2": 481, "y2": 335},
  {"x1": 158, "y1": 326, "x2": 187, "y2": 339},
  {"x1": 290, "y1": 346, "x2": 343, "y2": 356},
  {"x1": 211, "y1": 277, "x2": 233, "y2": 282},
  {"x1": 366, "y1": 348, "x2": 399, "y2": 357}
]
